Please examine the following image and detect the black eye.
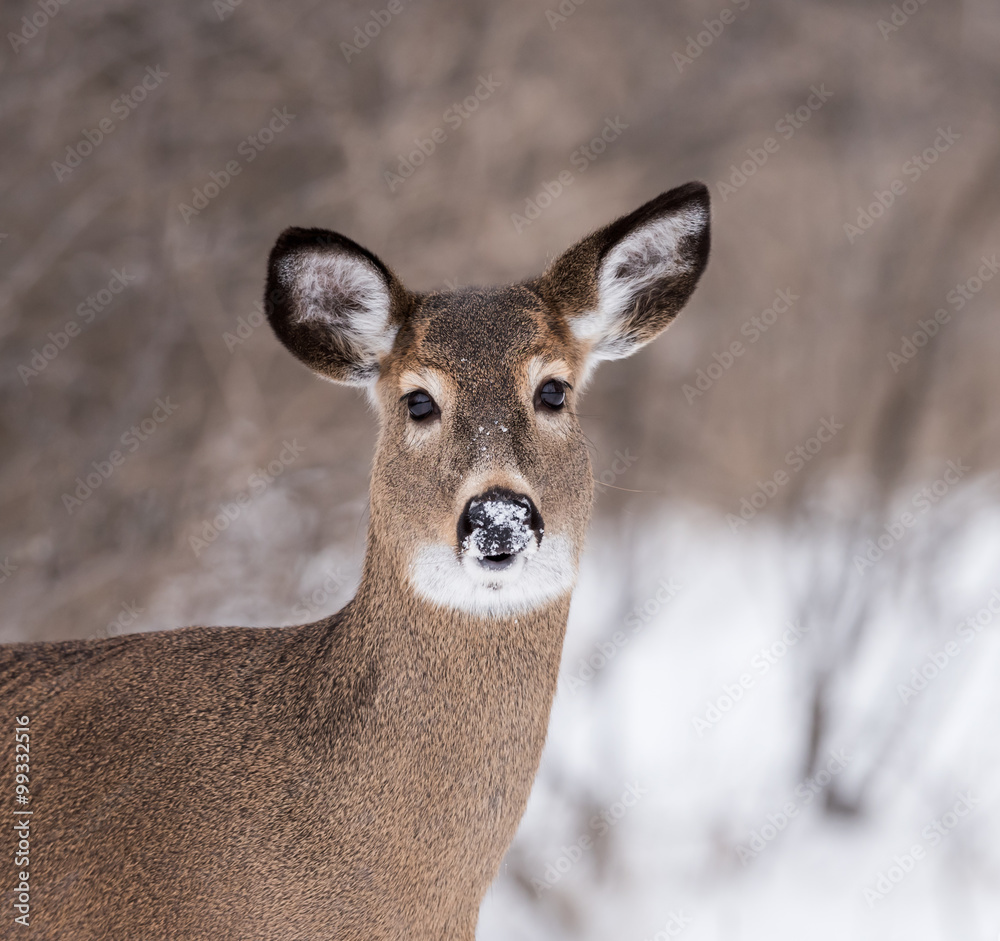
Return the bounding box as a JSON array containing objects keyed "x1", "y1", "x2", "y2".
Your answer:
[
  {"x1": 405, "y1": 390, "x2": 438, "y2": 421},
  {"x1": 536, "y1": 379, "x2": 567, "y2": 411}
]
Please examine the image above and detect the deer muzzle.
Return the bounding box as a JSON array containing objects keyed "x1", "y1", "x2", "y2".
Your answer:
[{"x1": 457, "y1": 488, "x2": 544, "y2": 571}]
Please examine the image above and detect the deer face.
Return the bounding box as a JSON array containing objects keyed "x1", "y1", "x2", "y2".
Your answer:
[{"x1": 266, "y1": 183, "x2": 710, "y2": 618}]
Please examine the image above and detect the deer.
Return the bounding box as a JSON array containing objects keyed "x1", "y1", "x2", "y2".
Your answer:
[{"x1": 1, "y1": 181, "x2": 710, "y2": 940}]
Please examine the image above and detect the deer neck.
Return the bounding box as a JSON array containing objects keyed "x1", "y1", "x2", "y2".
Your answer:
[
  {"x1": 307, "y1": 521, "x2": 571, "y2": 889},
  {"x1": 346, "y1": 522, "x2": 572, "y2": 755}
]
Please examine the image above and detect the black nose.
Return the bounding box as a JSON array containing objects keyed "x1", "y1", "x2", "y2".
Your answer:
[{"x1": 457, "y1": 487, "x2": 544, "y2": 568}]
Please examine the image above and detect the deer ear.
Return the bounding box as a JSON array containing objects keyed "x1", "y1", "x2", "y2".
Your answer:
[
  {"x1": 538, "y1": 182, "x2": 710, "y2": 376},
  {"x1": 265, "y1": 228, "x2": 411, "y2": 386}
]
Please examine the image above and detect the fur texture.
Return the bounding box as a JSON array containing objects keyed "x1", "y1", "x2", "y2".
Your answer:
[{"x1": 1, "y1": 182, "x2": 710, "y2": 940}]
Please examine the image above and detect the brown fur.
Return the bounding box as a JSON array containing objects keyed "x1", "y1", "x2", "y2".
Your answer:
[{"x1": 1, "y1": 183, "x2": 709, "y2": 939}]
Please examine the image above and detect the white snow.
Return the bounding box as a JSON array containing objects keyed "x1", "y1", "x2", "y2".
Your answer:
[{"x1": 478, "y1": 487, "x2": 1000, "y2": 941}]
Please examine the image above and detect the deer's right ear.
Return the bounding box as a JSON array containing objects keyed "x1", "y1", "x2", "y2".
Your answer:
[
  {"x1": 537, "y1": 182, "x2": 710, "y2": 383},
  {"x1": 265, "y1": 228, "x2": 411, "y2": 386}
]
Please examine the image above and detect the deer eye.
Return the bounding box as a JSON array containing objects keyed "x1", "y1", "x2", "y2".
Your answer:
[
  {"x1": 405, "y1": 390, "x2": 438, "y2": 421},
  {"x1": 536, "y1": 379, "x2": 567, "y2": 411}
]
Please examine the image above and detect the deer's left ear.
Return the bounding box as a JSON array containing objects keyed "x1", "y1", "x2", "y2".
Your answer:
[
  {"x1": 537, "y1": 182, "x2": 710, "y2": 374},
  {"x1": 265, "y1": 227, "x2": 412, "y2": 387}
]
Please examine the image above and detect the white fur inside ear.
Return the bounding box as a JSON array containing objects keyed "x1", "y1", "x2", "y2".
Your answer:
[
  {"x1": 280, "y1": 251, "x2": 397, "y2": 358},
  {"x1": 571, "y1": 205, "x2": 707, "y2": 363}
]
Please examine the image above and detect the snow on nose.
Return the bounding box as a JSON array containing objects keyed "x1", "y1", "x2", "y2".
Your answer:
[{"x1": 463, "y1": 497, "x2": 534, "y2": 559}]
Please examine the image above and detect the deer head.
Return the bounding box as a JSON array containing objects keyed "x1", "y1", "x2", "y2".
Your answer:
[{"x1": 265, "y1": 182, "x2": 710, "y2": 620}]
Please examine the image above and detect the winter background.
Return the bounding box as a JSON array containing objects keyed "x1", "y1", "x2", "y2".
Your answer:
[{"x1": 2, "y1": 0, "x2": 1000, "y2": 937}]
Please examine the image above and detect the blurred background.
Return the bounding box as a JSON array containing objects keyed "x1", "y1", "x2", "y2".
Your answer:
[{"x1": 2, "y1": 0, "x2": 1000, "y2": 937}]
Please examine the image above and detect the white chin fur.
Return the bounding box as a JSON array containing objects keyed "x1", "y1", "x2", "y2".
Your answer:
[{"x1": 408, "y1": 534, "x2": 576, "y2": 618}]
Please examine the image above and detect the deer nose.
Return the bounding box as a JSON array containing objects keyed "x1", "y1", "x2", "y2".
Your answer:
[{"x1": 457, "y1": 487, "x2": 544, "y2": 571}]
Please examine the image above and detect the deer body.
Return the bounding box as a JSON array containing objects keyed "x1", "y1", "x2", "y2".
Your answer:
[
  {"x1": 2, "y1": 183, "x2": 710, "y2": 938},
  {"x1": 4, "y1": 589, "x2": 566, "y2": 938}
]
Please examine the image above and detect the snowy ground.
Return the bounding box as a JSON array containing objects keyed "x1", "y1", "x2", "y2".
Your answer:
[{"x1": 479, "y1": 492, "x2": 1000, "y2": 941}]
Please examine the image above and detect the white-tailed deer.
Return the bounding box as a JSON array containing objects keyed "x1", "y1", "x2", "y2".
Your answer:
[{"x1": 2, "y1": 182, "x2": 710, "y2": 939}]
